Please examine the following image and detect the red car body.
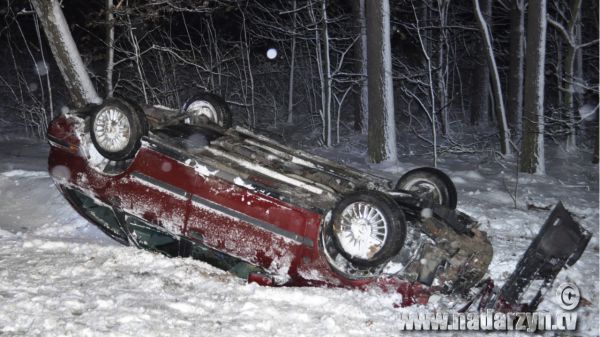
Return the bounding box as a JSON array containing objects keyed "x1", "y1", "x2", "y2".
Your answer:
[
  {"x1": 48, "y1": 110, "x2": 434, "y2": 305},
  {"x1": 47, "y1": 105, "x2": 590, "y2": 311}
]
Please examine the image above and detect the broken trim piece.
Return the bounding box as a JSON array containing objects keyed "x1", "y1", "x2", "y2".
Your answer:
[{"x1": 191, "y1": 194, "x2": 314, "y2": 248}]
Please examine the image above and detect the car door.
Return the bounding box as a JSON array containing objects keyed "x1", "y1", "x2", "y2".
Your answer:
[
  {"x1": 109, "y1": 144, "x2": 194, "y2": 238},
  {"x1": 185, "y1": 166, "x2": 312, "y2": 279}
]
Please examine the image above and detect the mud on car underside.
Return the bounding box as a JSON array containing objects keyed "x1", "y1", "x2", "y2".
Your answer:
[{"x1": 47, "y1": 95, "x2": 591, "y2": 310}]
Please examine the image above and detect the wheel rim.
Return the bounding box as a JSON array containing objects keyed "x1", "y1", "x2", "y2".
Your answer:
[
  {"x1": 93, "y1": 107, "x2": 131, "y2": 152},
  {"x1": 334, "y1": 202, "x2": 388, "y2": 260},
  {"x1": 185, "y1": 100, "x2": 218, "y2": 124},
  {"x1": 404, "y1": 179, "x2": 443, "y2": 204}
]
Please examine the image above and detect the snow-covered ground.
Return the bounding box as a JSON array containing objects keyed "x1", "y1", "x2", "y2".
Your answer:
[{"x1": 0, "y1": 136, "x2": 598, "y2": 337}]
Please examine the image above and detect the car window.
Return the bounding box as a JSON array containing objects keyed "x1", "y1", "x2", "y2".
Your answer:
[
  {"x1": 65, "y1": 188, "x2": 128, "y2": 244},
  {"x1": 125, "y1": 215, "x2": 181, "y2": 257}
]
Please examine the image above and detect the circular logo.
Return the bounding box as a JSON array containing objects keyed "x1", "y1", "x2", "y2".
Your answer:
[{"x1": 556, "y1": 282, "x2": 580, "y2": 310}]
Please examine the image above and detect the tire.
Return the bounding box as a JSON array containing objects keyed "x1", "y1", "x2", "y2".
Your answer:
[
  {"x1": 181, "y1": 93, "x2": 232, "y2": 128},
  {"x1": 90, "y1": 98, "x2": 148, "y2": 161},
  {"x1": 326, "y1": 191, "x2": 406, "y2": 267},
  {"x1": 396, "y1": 167, "x2": 457, "y2": 209}
]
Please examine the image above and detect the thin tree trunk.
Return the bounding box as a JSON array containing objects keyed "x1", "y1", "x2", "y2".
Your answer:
[
  {"x1": 322, "y1": 0, "x2": 332, "y2": 146},
  {"x1": 520, "y1": 0, "x2": 547, "y2": 174},
  {"x1": 436, "y1": 0, "x2": 450, "y2": 136},
  {"x1": 564, "y1": 43, "x2": 577, "y2": 150},
  {"x1": 366, "y1": 0, "x2": 397, "y2": 164},
  {"x1": 574, "y1": 14, "x2": 583, "y2": 105},
  {"x1": 507, "y1": 0, "x2": 524, "y2": 137},
  {"x1": 412, "y1": 3, "x2": 438, "y2": 166},
  {"x1": 470, "y1": 0, "x2": 491, "y2": 126},
  {"x1": 563, "y1": 0, "x2": 582, "y2": 150},
  {"x1": 547, "y1": 0, "x2": 584, "y2": 151},
  {"x1": 308, "y1": 1, "x2": 327, "y2": 144},
  {"x1": 352, "y1": 0, "x2": 368, "y2": 134},
  {"x1": 127, "y1": 13, "x2": 148, "y2": 103},
  {"x1": 555, "y1": 33, "x2": 563, "y2": 109},
  {"x1": 106, "y1": 0, "x2": 114, "y2": 97},
  {"x1": 31, "y1": 0, "x2": 100, "y2": 108},
  {"x1": 473, "y1": 0, "x2": 511, "y2": 155},
  {"x1": 286, "y1": 0, "x2": 297, "y2": 124}
]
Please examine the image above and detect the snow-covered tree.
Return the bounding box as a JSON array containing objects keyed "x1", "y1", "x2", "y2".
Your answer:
[
  {"x1": 30, "y1": 0, "x2": 100, "y2": 108},
  {"x1": 521, "y1": 0, "x2": 548, "y2": 174},
  {"x1": 366, "y1": 0, "x2": 397, "y2": 164}
]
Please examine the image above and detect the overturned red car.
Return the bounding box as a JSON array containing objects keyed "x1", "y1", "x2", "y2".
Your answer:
[{"x1": 47, "y1": 94, "x2": 590, "y2": 310}]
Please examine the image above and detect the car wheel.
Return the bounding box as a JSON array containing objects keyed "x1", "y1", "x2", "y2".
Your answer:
[
  {"x1": 327, "y1": 191, "x2": 406, "y2": 267},
  {"x1": 182, "y1": 93, "x2": 232, "y2": 128},
  {"x1": 396, "y1": 167, "x2": 457, "y2": 209},
  {"x1": 90, "y1": 98, "x2": 148, "y2": 161}
]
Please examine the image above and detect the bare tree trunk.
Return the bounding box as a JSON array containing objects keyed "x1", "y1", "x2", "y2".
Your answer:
[
  {"x1": 564, "y1": 41, "x2": 577, "y2": 150},
  {"x1": 555, "y1": 33, "x2": 563, "y2": 109},
  {"x1": 126, "y1": 13, "x2": 148, "y2": 103},
  {"x1": 436, "y1": 0, "x2": 450, "y2": 136},
  {"x1": 352, "y1": 0, "x2": 368, "y2": 134},
  {"x1": 574, "y1": 14, "x2": 583, "y2": 104},
  {"x1": 473, "y1": 0, "x2": 511, "y2": 155},
  {"x1": 322, "y1": 0, "x2": 332, "y2": 146},
  {"x1": 308, "y1": 1, "x2": 327, "y2": 143},
  {"x1": 106, "y1": 0, "x2": 114, "y2": 97},
  {"x1": 547, "y1": 0, "x2": 583, "y2": 151},
  {"x1": 286, "y1": 0, "x2": 297, "y2": 124},
  {"x1": 520, "y1": 0, "x2": 547, "y2": 174},
  {"x1": 366, "y1": 0, "x2": 397, "y2": 164},
  {"x1": 470, "y1": 0, "x2": 491, "y2": 126},
  {"x1": 563, "y1": 0, "x2": 582, "y2": 150},
  {"x1": 412, "y1": 2, "x2": 438, "y2": 166},
  {"x1": 31, "y1": 0, "x2": 100, "y2": 108},
  {"x1": 507, "y1": 0, "x2": 524, "y2": 137}
]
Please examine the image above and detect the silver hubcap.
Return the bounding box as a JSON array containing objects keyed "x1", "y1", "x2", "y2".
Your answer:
[
  {"x1": 335, "y1": 202, "x2": 388, "y2": 260},
  {"x1": 404, "y1": 179, "x2": 443, "y2": 204},
  {"x1": 186, "y1": 100, "x2": 218, "y2": 124},
  {"x1": 93, "y1": 107, "x2": 131, "y2": 152}
]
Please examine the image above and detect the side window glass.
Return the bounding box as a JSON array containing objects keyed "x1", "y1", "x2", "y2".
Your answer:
[
  {"x1": 125, "y1": 215, "x2": 181, "y2": 257},
  {"x1": 66, "y1": 189, "x2": 128, "y2": 244}
]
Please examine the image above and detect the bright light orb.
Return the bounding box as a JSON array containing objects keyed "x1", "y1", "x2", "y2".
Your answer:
[{"x1": 266, "y1": 48, "x2": 278, "y2": 59}]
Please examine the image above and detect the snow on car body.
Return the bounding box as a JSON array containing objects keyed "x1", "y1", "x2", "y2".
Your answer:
[{"x1": 47, "y1": 95, "x2": 590, "y2": 310}]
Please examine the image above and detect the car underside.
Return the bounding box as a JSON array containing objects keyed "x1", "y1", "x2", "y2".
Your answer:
[{"x1": 47, "y1": 94, "x2": 591, "y2": 311}]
